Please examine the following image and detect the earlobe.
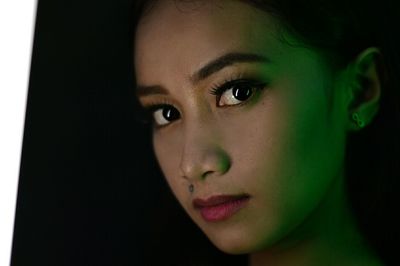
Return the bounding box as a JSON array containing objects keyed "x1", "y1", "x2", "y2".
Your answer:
[{"x1": 347, "y1": 47, "x2": 383, "y2": 131}]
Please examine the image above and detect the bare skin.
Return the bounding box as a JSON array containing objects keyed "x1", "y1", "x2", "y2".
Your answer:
[{"x1": 134, "y1": 1, "x2": 383, "y2": 265}]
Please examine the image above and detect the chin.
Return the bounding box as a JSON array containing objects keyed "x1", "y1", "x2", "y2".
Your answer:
[
  {"x1": 213, "y1": 240, "x2": 252, "y2": 255},
  {"x1": 201, "y1": 221, "x2": 288, "y2": 256},
  {"x1": 204, "y1": 228, "x2": 264, "y2": 255}
]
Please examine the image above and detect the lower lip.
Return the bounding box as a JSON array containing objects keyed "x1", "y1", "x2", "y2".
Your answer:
[{"x1": 198, "y1": 197, "x2": 250, "y2": 222}]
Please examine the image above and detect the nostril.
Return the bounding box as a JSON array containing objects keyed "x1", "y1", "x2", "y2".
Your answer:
[{"x1": 201, "y1": 170, "x2": 214, "y2": 179}]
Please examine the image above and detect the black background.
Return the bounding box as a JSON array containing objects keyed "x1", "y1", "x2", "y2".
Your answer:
[{"x1": 11, "y1": 0, "x2": 154, "y2": 264}]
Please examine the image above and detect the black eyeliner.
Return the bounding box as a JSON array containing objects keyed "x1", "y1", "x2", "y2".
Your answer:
[{"x1": 209, "y1": 78, "x2": 267, "y2": 96}]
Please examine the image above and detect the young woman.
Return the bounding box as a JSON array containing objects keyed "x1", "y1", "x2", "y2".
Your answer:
[{"x1": 132, "y1": 0, "x2": 399, "y2": 265}]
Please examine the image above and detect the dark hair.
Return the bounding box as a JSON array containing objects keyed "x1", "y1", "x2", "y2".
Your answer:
[{"x1": 131, "y1": 1, "x2": 400, "y2": 265}]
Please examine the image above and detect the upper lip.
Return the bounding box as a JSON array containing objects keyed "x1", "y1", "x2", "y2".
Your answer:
[{"x1": 192, "y1": 194, "x2": 250, "y2": 209}]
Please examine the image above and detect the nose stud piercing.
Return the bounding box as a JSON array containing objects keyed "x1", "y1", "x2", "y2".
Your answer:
[
  {"x1": 352, "y1": 112, "x2": 365, "y2": 128},
  {"x1": 188, "y1": 184, "x2": 194, "y2": 193}
]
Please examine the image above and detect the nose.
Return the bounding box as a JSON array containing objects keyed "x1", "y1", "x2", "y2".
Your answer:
[{"x1": 179, "y1": 125, "x2": 231, "y2": 181}]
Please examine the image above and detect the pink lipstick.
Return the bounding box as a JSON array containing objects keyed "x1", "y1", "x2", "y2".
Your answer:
[{"x1": 193, "y1": 194, "x2": 250, "y2": 222}]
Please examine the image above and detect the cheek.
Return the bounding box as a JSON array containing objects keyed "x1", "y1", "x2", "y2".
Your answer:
[
  {"x1": 223, "y1": 88, "x2": 346, "y2": 246},
  {"x1": 267, "y1": 95, "x2": 342, "y2": 194}
]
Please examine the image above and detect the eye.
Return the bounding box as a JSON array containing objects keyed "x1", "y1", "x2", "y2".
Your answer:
[
  {"x1": 210, "y1": 79, "x2": 266, "y2": 107},
  {"x1": 153, "y1": 105, "x2": 180, "y2": 126},
  {"x1": 219, "y1": 83, "x2": 253, "y2": 106}
]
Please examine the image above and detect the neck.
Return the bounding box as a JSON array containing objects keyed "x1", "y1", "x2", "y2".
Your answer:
[{"x1": 249, "y1": 173, "x2": 382, "y2": 266}]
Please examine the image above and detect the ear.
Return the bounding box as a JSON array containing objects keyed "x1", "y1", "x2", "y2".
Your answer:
[{"x1": 346, "y1": 47, "x2": 382, "y2": 131}]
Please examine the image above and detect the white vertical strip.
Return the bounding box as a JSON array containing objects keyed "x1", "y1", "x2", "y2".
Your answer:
[{"x1": 0, "y1": 0, "x2": 38, "y2": 265}]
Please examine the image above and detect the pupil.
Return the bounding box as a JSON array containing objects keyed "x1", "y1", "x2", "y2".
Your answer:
[
  {"x1": 233, "y1": 85, "x2": 252, "y2": 101},
  {"x1": 162, "y1": 107, "x2": 180, "y2": 121}
]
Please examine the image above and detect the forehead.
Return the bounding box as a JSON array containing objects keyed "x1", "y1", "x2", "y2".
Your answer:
[{"x1": 134, "y1": 0, "x2": 283, "y2": 84}]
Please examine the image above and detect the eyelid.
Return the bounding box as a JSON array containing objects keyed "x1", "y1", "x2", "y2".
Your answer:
[
  {"x1": 143, "y1": 103, "x2": 170, "y2": 112},
  {"x1": 209, "y1": 78, "x2": 266, "y2": 95},
  {"x1": 141, "y1": 97, "x2": 177, "y2": 112}
]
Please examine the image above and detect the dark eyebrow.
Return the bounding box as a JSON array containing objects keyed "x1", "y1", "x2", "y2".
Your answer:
[
  {"x1": 136, "y1": 52, "x2": 270, "y2": 97},
  {"x1": 136, "y1": 85, "x2": 168, "y2": 97},
  {"x1": 190, "y1": 52, "x2": 270, "y2": 83}
]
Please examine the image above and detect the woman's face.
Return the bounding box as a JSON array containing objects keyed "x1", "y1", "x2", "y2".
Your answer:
[{"x1": 135, "y1": 0, "x2": 351, "y2": 254}]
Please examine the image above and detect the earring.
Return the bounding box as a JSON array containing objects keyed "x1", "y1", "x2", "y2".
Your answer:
[
  {"x1": 188, "y1": 184, "x2": 194, "y2": 193},
  {"x1": 352, "y1": 112, "x2": 365, "y2": 128}
]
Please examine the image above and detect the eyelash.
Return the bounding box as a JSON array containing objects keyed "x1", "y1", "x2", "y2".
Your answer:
[
  {"x1": 137, "y1": 99, "x2": 175, "y2": 126},
  {"x1": 140, "y1": 77, "x2": 267, "y2": 128},
  {"x1": 209, "y1": 78, "x2": 267, "y2": 107}
]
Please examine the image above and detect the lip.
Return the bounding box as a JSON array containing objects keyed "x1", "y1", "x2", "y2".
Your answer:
[{"x1": 193, "y1": 194, "x2": 250, "y2": 222}]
